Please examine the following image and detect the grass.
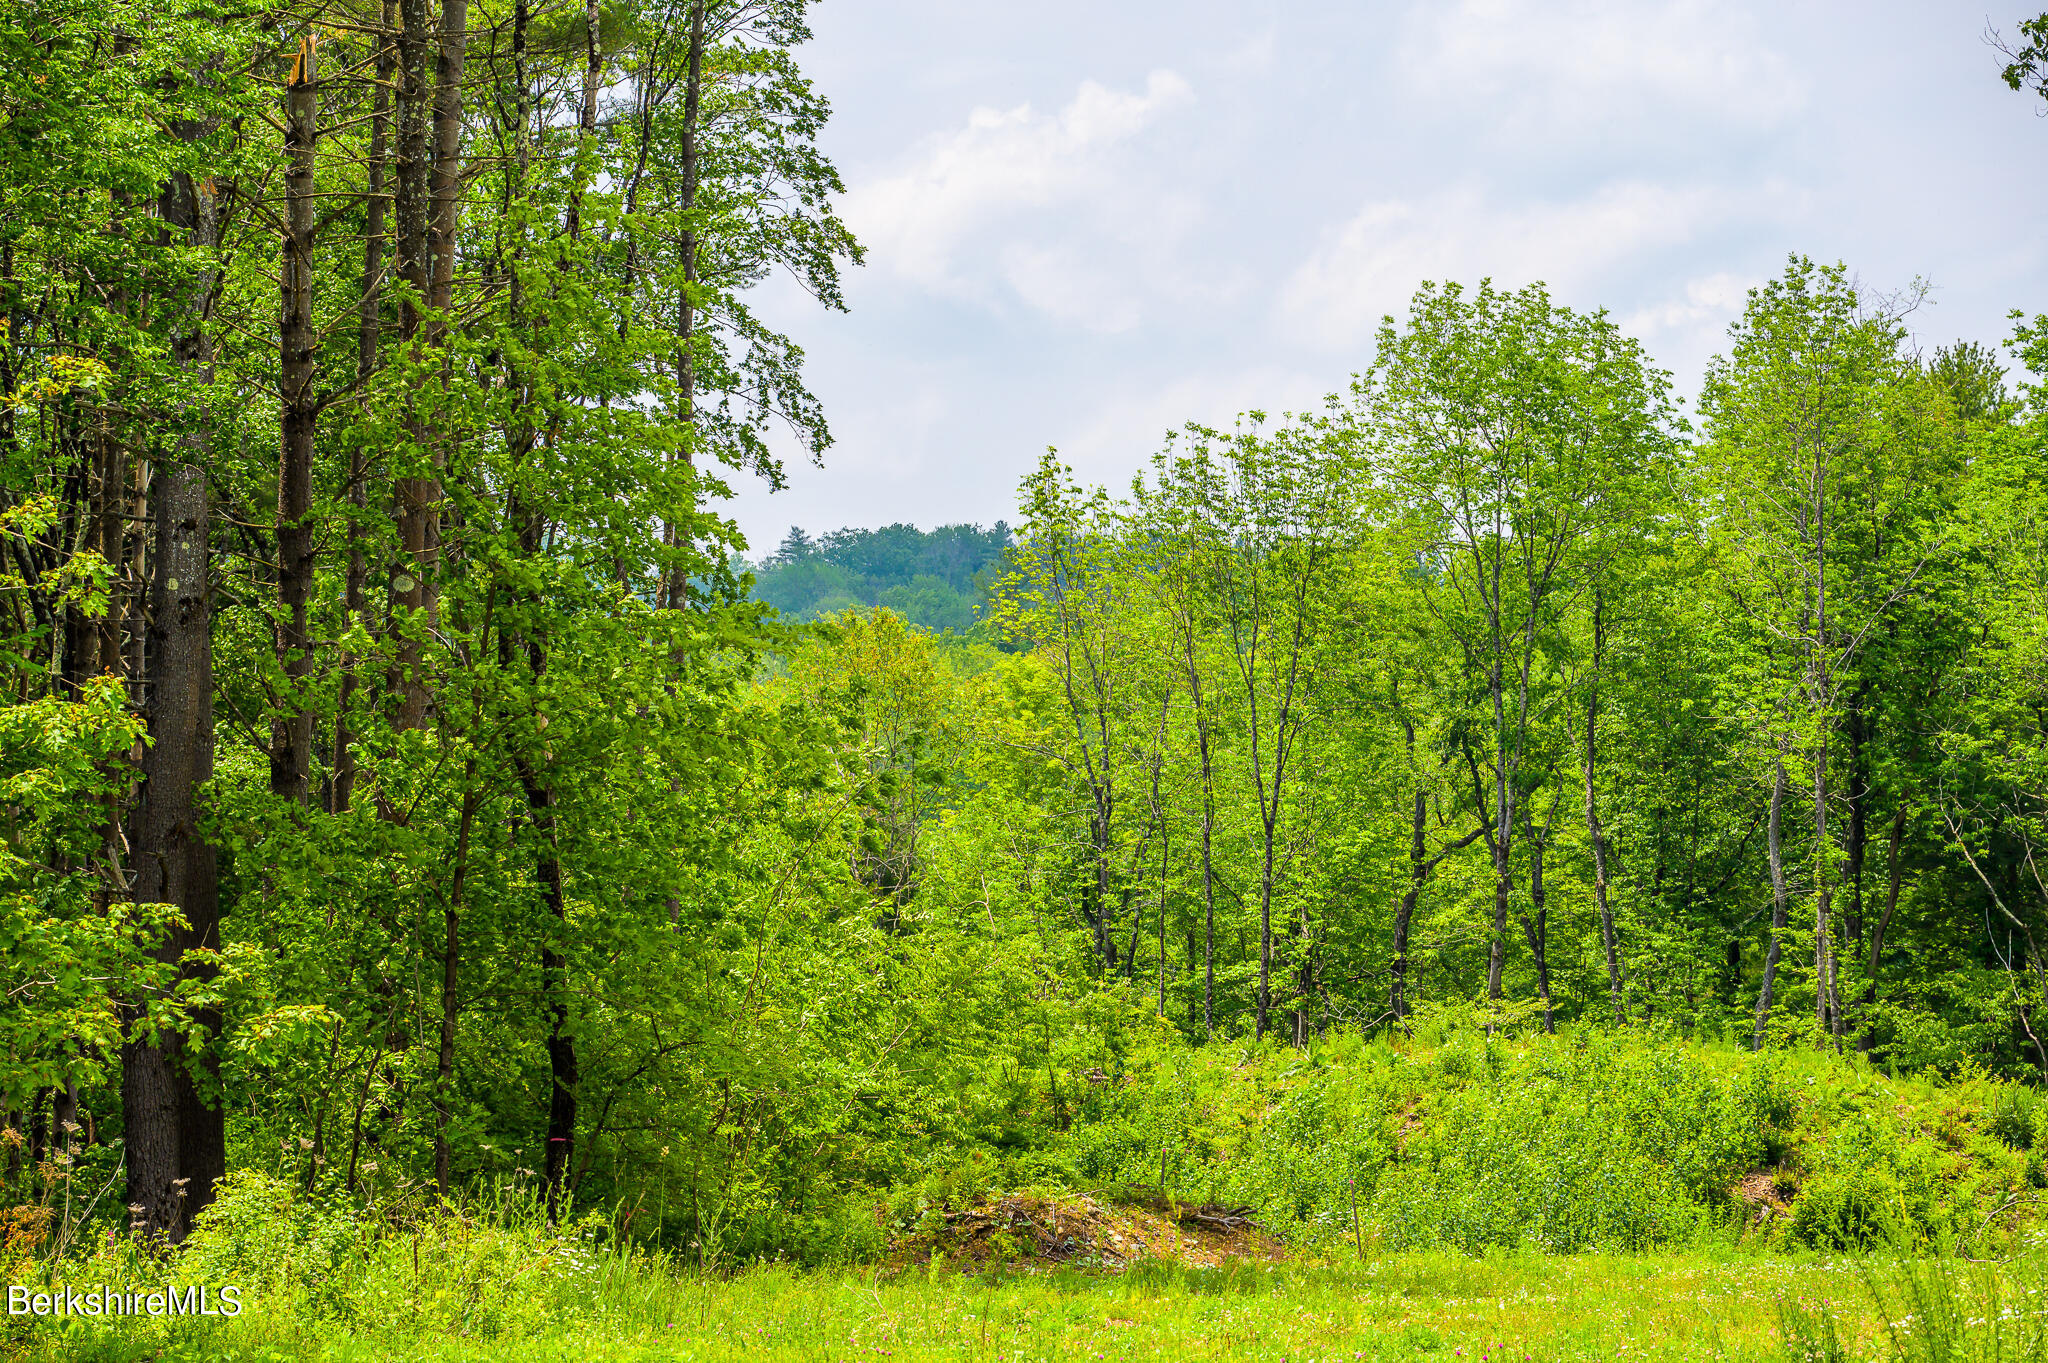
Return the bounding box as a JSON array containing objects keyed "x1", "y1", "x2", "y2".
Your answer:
[
  {"x1": 9, "y1": 1028, "x2": 2043, "y2": 1361},
  {"x1": 4, "y1": 1251, "x2": 1886, "y2": 1362}
]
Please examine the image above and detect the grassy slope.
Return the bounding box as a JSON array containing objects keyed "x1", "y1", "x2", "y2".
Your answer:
[{"x1": 1067, "y1": 1027, "x2": 2038, "y2": 1259}]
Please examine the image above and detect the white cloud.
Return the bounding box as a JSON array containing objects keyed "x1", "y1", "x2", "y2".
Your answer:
[
  {"x1": 840, "y1": 71, "x2": 1196, "y2": 324},
  {"x1": 1398, "y1": 0, "x2": 1803, "y2": 134},
  {"x1": 1275, "y1": 182, "x2": 1793, "y2": 352}
]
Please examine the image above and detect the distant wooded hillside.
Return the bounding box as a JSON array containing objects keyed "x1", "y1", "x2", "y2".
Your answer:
[{"x1": 748, "y1": 522, "x2": 1014, "y2": 631}]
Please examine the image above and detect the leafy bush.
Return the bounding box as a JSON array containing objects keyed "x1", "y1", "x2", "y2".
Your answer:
[
  {"x1": 1988, "y1": 1083, "x2": 2040, "y2": 1149},
  {"x1": 1786, "y1": 1116, "x2": 1946, "y2": 1251}
]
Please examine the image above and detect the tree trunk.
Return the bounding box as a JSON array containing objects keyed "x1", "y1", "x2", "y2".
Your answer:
[
  {"x1": 1487, "y1": 843, "x2": 1511, "y2": 1005},
  {"x1": 435, "y1": 767, "x2": 478, "y2": 1200},
  {"x1": 654, "y1": 0, "x2": 707, "y2": 607},
  {"x1": 500, "y1": 0, "x2": 576, "y2": 1219},
  {"x1": 390, "y1": 0, "x2": 434, "y2": 730},
  {"x1": 428, "y1": 0, "x2": 465, "y2": 335},
  {"x1": 1812, "y1": 453, "x2": 1840, "y2": 1045},
  {"x1": 1844, "y1": 691, "x2": 1869, "y2": 954},
  {"x1": 1392, "y1": 787, "x2": 1425, "y2": 1028},
  {"x1": 272, "y1": 33, "x2": 319, "y2": 803},
  {"x1": 1859, "y1": 804, "x2": 1908, "y2": 1053},
  {"x1": 123, "y1": 160, "x2": 224, "y2": 1244},
  {"x1": 1520, "y1": 818, "x2": 1555, "y2": 1034},
  {"x1": 1485, "y1": 586, "x2": 1514, "y2": 1008},
  {"x1": 1584, "y1": 588, "x2": 1623, "y2": 1023},
  {"x1": 332, "y1": 0, "x2": 395, "y2": 812},
  {"x1": 1156, "y1": 831, "x2": 1167, "y2": 1017},
  {"x1": 525, "y1": 758, "x2": 575, "y2": 1220},
  {"x1": 1093, "y1": 807, "x2": 1119, "y2": 972},
  {"x1": 1191, "y1": 678, "x2": 1215, "y2": 1040},
  {"x1": 1258, "y1": 818, "x2": 1273, "y2": 1041},
  {"x1": 1751, "y1": 745, "x2": 1790, "y2": 1050}
]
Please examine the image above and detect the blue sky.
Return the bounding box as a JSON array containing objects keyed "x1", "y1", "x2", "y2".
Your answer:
[{"x1": 724, "y1": 0, "x2": 2048, "y2": 555}]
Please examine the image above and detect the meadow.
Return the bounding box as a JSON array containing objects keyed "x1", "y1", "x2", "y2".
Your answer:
[
  {"x1": 0, "y1": 1243, "x2": 1904, "y2": 1363},
  {"x1": 6, "y1": 1029, "x2": 2043, "y2": 1363}
]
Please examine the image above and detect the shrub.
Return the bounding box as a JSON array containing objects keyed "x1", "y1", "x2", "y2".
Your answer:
[
  {"x1": 1788, "y1": 1165, "x2": 1905, "y2": 1251},
  {"x1": 1987, "y1": 1082, "x2": 2039, "y2": 1149}
]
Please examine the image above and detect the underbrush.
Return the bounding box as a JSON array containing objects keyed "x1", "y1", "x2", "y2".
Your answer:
[
  {"x1": 0, "y1": 1172, "x2": 683, "y2": 1361},
  {"x1": 1065, "y1": 1022, "x2": 2039, "y2": 1257}
]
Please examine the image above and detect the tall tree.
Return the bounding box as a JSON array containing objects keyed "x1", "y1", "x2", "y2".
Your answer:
[{"x1": 1360, "y1": 280, "x2": 1673, "y2": 1023}]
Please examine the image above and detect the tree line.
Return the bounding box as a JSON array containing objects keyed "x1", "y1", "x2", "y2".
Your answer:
[
  {"x1": 748, "y1": 521, "x2": 1012, "y2": 630},
  {"x1": 968, "y1": 268, "x2": 2046, "y2": 1061}
]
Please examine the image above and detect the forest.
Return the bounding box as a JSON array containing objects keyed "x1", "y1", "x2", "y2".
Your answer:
[
  {"x1": 744, "y1": 521, "x2": 1011, "y2": 630},
  {"x1": 4, "y1": 0, "x2": 2048, "y2": 1359}
]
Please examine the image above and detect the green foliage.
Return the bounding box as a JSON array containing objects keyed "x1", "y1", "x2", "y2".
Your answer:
[
  {"x1": 0, "y1": 680, "x2": 184, "y2": 1111},
  {"x1": 1855, "y1": 1255, "x2": 2048, "y2": 1362},
  {"x1": 1058, "y1": 1029, "x2": 2026, "y2": 1261},
  {"x1": 1987, "y1": 1083, "x2": 2040, "y2": 1149}
]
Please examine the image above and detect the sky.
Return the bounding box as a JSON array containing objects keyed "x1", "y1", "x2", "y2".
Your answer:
[{"x1": 722, "y1": 0, "x2": 2048, "y2": 556}]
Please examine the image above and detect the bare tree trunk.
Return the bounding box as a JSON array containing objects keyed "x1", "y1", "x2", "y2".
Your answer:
[
  {"x1": 1157, "y1": 826, "x2": 1167, "y2": 1017},
  {"x1": 417, "y1": 0, "x2": 465, "y2": 609},
  {"x1": 1859, "y1": 804, "x2": 1907, "y2": 1053},
  {"x1": 124, "y1": 157, "x2": 224, "y2": 1243},
  {"x1": 660, "y1": 0, "x2": 708, "y2": 606},
  {"x1": 427, "y1": 0, "x2": 466, "y2": 337},
  {"x1": 1812, "y1": 452, "x2": 1840, "y2": 1046},
  {"x1": 1520, "y1": 815, "x2": 1555, "y2": 1034},
  {"x1": 272, "y1": 33, "x2": 319, "y2": 803},
  {"x1": 434, "y1": 765, "x2": 478, "y2": 1201},
  {"x1": 390, "y1": 0, "x2": 434, "y2": 731},
  {"x1": 494, "y1": 0, "x2": 577, "y2": 1218},
  {"x1": 333, "y1": 1, "x2": 395, "y2": 812},
  {"x1": 525, "y1": 755, "x2": 575, "y2": 1217},
  {"x1": 1583, "y1": 589, "x2": 1623, "y2": 1023},
  {"x1": 1751, "y1": 745, "x2": 1790, "y2": 1050},
  {"x1": 1844, "y1": 692, "x2": 1869, "y2": 955},
  {"x1": 1257, "y1": 814, "x2": 1273, "y2": 1040},
  {"x1": 1091, "y1": 808, "x2": 1119, "y2": 972},
  {"x1": 1184, "y1": 659, "x2": 1215, "y2": 1040},
  {"x1": 1392, "y1": 786, "x2": 1425, "y2": 1028},
  {"x1": 1484, "y1": 585, "x2": 1515, "y2": 1008},
  {"x1": 1816, "y1": 739, "x2": 1838, "y2": 1044}
]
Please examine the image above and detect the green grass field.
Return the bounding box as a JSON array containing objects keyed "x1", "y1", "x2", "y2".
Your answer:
[{"x1": 4, "y1": 1252, "x2": 1903, "y2": 1363}]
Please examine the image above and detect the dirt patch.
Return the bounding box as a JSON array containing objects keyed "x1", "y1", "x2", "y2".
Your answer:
[
  {"x1": 1735, "y1": 1168, "x2": 1793, "y2": 1223},
  {"x1": 889, "y1": 1191, "x2": 1284, "y2": 1273},
  {"x1": 1394, "y1": 1100, "x2": 1425, "y2": 1150}
]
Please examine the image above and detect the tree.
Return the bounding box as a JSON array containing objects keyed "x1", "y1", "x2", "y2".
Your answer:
[
  {"x1": 1699, "y1": 258, "x2": 1960, "y2": 1048},
  {"x1": 1992, "y1": 12, "x2": 2048, "y2": 106},
  {"x1": 1359, "y1": 280, "x2": 1675, "y2": 1029}
]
